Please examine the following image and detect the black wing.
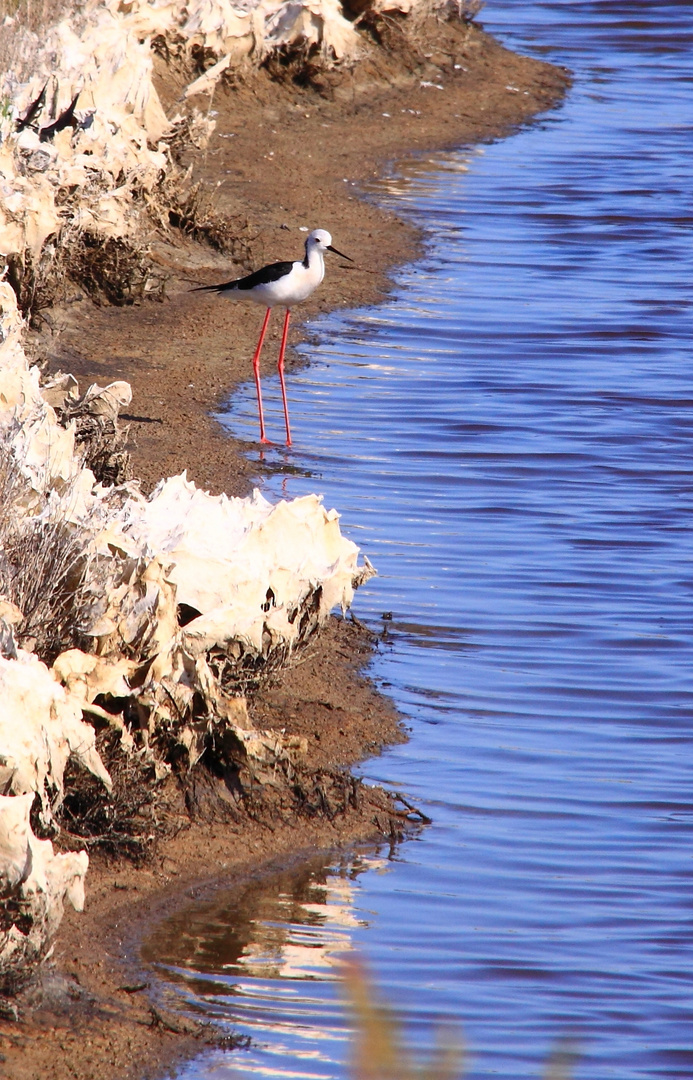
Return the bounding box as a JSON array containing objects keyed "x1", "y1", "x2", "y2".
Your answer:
[{"x1": 192, "y1": 260, "x2": 294, "y2": 294}]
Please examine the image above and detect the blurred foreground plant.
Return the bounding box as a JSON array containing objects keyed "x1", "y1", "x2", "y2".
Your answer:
[
  {"x1": 342, "y1": 958, "x2": 578, "y2": 1080},
  {"x1": 343, "y1": 958, "x2": 465, "y2": 1080}
]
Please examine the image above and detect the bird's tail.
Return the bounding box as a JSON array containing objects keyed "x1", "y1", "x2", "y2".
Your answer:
[
  {"x1": 189, "y1": 281, "x2": 238, "y2": 294},
  {"x1": 190, "y1": 282, "x2": 222, "y2": 293}
]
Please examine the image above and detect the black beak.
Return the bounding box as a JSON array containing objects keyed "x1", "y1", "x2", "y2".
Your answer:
[{"x1": 327, "y1": 245, "x2": 353, "y2": 261}]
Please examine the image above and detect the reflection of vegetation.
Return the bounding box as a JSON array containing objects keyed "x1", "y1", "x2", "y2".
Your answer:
[
  {"x1": 343, "y1": 959, "x2": 578, "y2": 1080},
  {"x1": 142, "y1": 853, "x2": 378, "y2": 987}
]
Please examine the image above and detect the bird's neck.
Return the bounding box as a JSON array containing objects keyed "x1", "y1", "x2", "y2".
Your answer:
[{"x1": 302, "y1": 243, "x2": 324, "y2": 272}]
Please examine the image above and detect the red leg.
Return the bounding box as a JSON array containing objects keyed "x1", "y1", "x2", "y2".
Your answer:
[
  {"x1": 277, "y1": 308, "x2": 292, "y2": 447},
  {"x1": 252, "y1": 308, "x2": 272, "y2": 444}
]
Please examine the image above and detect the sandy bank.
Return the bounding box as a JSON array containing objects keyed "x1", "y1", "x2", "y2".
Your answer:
[{"x1": 0, "y1": 16, "x2": 568, "y2": 1080}]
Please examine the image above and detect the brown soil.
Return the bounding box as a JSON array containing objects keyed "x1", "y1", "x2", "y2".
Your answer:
[{"x1": 1, "y1": 17, "x2": 569, "y2": 1080}]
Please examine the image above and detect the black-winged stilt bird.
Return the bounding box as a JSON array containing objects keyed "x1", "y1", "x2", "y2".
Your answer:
[{"x1": 194, "y1": 228, "x2": 352, "y2": 446}]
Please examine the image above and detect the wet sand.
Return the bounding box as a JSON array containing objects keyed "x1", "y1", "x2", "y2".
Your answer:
[{"x1": 1, "y1": 19, "x2": 568, "y2": 1080}]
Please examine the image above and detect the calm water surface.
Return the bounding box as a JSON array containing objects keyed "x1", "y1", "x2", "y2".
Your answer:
[{"x1": 149, "y1": 3, "x2": 693, "y2": 1076}]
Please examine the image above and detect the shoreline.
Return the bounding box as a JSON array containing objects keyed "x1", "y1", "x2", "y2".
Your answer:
[
  {"x1": 2, "y1": 19, "x2": 569, "y2": 1080},
  {"x1": 48, "y1": 19, "x2": 569, "y2": 496}
]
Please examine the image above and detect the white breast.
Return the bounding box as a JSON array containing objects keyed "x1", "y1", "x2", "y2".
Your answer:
[{"x1": 269, "y1": 254, "x2": 326, "y2": 306}]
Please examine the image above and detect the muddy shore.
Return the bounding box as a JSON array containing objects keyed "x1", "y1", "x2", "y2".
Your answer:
[{"x1": 2, "y1": 18, "x2": 568, "y2": 1080}]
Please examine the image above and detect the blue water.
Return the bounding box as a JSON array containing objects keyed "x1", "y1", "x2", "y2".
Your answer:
[{"x1": 150, "y1": 3, "x2": 693, "y2": 1077}]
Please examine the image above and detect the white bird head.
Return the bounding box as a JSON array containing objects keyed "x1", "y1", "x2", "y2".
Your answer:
[{"x1": 306, "y1": 229, "x2": 353, "y2": 261}]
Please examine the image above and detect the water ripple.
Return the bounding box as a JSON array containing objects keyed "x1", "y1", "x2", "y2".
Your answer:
[{"x1": 158, "y1": 3, "x2": 693, "y2": 1077}]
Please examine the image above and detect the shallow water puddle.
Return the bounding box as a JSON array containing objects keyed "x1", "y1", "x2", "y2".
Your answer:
[
  {"x1": 150, "y1": 2, "x2": 693, "y2": 1077},
  {"x1": 143, "y1": 852, "x2": 390, "y2": 1079}
]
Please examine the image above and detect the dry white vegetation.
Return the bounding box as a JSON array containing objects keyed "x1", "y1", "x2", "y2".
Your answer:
[{"x1": 0, "y1": 0, "x2": 406, "y2": 996}]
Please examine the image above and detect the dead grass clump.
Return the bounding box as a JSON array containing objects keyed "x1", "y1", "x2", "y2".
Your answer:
[
  {"x1": 0, "y1": 431, "x2": 118, "y2": 662},
  {"x1": 4, "y1": 246, "x2": 63, "y2": 319},
  {"x1": 349, "y1": 0, "x2": 481, "y2": 62},
  {"x1": 0, "y1": 456, "x2": 93, "y2": 662},
  {"x1": 0, "y1": 510, "x2": 89, "y2": 662},
  {"x1": 57, "y1": 719, "x2": 363, "y2": 858},
  {"x1": 0, "y1": 899, "x2": 42, "y2": 997},
  {"x1": 4, "y1": 229, "x2": 166, "y2": 320},
  {"x1": 56, "y1": 393, "x2": 132, "y2": 487},
  {"x1": 59, "y1": 728, "x2": 172, "y2": 862},
  {"x1": 208, "y1": 638, "x2": 294, "y2": 698},
  {"x1": 4, "y1": 178, "x2": 244, "y2": 320},
  {"x1": 164, "y1": 179, "x2": 257, "y2": 261},
  {"x1": 183, "y1": 749, "x2": 362, "y2": 831},
  {"x1": 231, "y1": 766, "x2": 362, "y2": 828},
  {"x1": 65, "y1": 232, "x2": 162, "y2": 306},
  {"x1": 290, "y1": 767, "x2": 362, "y2": 820},
  {"x1": 235, "y1": 760, "x2": 418, "y2": 841},
  {"x1": 262, "y1": 43, "x2": 334, "y2": 90},
  {"x1": 71, "y1": 412, "x2": 132, "y2": 486}
]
